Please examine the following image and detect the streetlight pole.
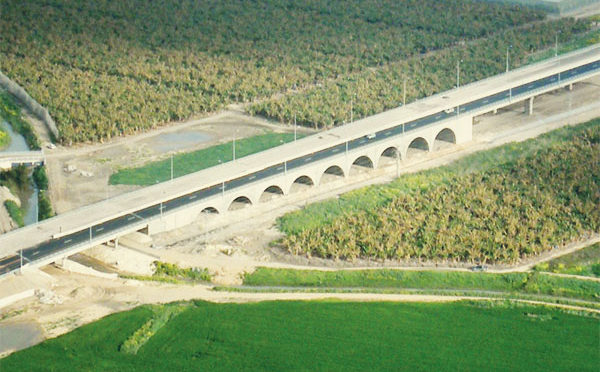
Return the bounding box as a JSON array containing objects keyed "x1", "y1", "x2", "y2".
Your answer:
[
  {"x1": 350, "y1": 96, "x2": 353, "y2": 123},
  {"x1": 232, "y1": 132, "x2": 236, "y2": 161},
  {"x1": 456, "y1": 60, "x2": 461, "y2": 89},
  {"x1": 403, "y1": 78, "x2": 407, "y2": 106},
  {"x1": 294, "y1": 114, "x2": 297, "y2": 141},
  {"x1": 170, "y1": 154, "x2": 173, "y2": 181},
  {"x1": 506, "y1": 46, "x2": 512, "y2": 73}
]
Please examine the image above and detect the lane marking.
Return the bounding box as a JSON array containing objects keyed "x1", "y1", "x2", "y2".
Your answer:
[
  {"x1": 249, "y1": 176, "x2": 256, "y2": 180},
  {"x1": 32, "y1": 251, "x2": 39, "y2": 256},
  {"x1": 96, "y1": 227, "x2": 104, "y2": 232},
  {"x1": 64, "y1": 239, "x2": 72, "y2": 244},
  {"x1": 127, "y1": 216, "x2": 136, "y2": 221},
  {"x1": 189, "y1": 195, "x2": 197, "y2": 200}
]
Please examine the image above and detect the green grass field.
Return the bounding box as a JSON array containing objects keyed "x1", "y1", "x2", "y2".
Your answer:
[
  {"x1": 535, "y1": 243, "x2": 600, "y2": 277},
  {"x1": 109, "y1": 132, "x2": 302, "y2": 186},
  {"x1": 242, "y1": 268, "x2": 600, "y2": 302},
  {"x1": 0, "y1": 300, "x2": 597, "y2": 371}
]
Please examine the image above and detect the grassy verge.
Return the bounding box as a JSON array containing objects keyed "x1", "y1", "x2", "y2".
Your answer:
[
  {"x1": 120, "y1": 261, "x2": 212, "y2": 284},
  {"x1": 0, "y1": 90, "x2": 40, "y2": 150},
  {"x1": 1, "y1": 300, "x2": 597, "y2": 371},
  {"x1": 535, "y1": 243, "x2": 600, "y2": 277},
  {"x1": 109, "y1": 132, "x2": 303, "y2": 186},
  {"x1": 277, "y1": 119, "x2": 599, "y2": 263},
  {"x1": 526, "y1": 28, "x2": 600, "y2": 65},
  {"x1": 242, "y1": 268, "x2": 600, "y2": 302},
  {"x1": 3, "y1": 200, "x2": 24, "y2": 227}
]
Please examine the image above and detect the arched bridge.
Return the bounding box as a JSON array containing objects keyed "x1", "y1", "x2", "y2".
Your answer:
[{"x1": 1, "y1": 45, "x2": 599, "y2": 276}]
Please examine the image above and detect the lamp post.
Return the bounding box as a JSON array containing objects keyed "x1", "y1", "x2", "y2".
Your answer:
[
  {"x1": 403, "y1": 78, "x2": 407, "y2": 106},
  {"x1": 456, "y1": 60, "x2": 463, "y2": 89},
  {"x1": 232, "y1": 131, "x2": 237, "y2": 162},
  {"x1": 506, "y1": 45, "x2": 512, "y2": 73},
  {"x1": 294, "y1": 114, "x2": 297, "y2": 141},
  {"x1": 555, "y1": 31, "x2": 561, "y2": 57},
  {"x1": 170, "y1": 154, "x2": 173, "y2": 181}
]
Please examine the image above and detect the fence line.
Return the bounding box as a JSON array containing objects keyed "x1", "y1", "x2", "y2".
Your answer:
[{"x1": 0, "y1": 71, "x2": 59, "y2": 140}]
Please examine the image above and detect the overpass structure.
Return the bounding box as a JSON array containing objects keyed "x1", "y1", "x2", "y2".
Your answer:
[
  {"x1": 0, "y1": 151, "x2": 44, "y2": 170},
  {"x1": 1, "y1": 45, "x2": 599, "y2": 277}
]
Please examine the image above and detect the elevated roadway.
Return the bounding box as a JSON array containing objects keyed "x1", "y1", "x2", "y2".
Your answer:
[{"x1": 1, "y1": 45, "x2": 599, "y2": 276}]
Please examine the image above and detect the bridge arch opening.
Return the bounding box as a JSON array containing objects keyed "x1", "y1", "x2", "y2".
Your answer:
[
  {"x1": 378, "y1": 147, "x2": 400, "y2": 168},
  {"x1": 228, "y1": 196, "x2": 252, "y2": 211},
  {"x1": 200, "y1": 207, "x2": 219, "y2": 214},
  {"x1": 433, "y1": 128, "x2": 456, "y2": 151},
  {"x1": 320, "y1": 165, "x2": 345, "y2": 185},
  {"x1": 406, "y1": 137, "x2": 429, "y2": 159},
  {"x1": 349, "y1": 156, "x2": 374, "y2": 176},
  {"x1": 259, "y1": 185, "x2": 284, "y2": 202},
  {"x1": 289, "y1": 175, "x2": 314, "y2": 193}
]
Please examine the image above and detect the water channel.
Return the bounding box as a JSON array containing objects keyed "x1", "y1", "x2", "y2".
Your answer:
[{"x1": 0, "y1": 119, "x2": 39, "y2": 226}]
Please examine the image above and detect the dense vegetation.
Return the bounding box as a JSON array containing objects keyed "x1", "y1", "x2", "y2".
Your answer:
[
  {"x1": 33, "y1": 165, "x2": 54, "y2": 221},
  {"x1": 0, "y1": 90, "x2": 39, "y2": 149},
  {"x1": 243, "y1": 268, "x2": 600, "y2": 301},
  {"x1": 250, "y1": 18, "x2": 594, "y2": 128},
  {"x1": 535, "y1": 243, "x2": 600, "y2": 277},
  {"x1": 0, "y1": 126, "x2": 9, "y2": 150},
  {"x1": 1, "y1": 300, "x2": 597, "y2": 371},
  {"x1": 0, "y1": 0, "x2": 551, "y2": 143},
  {"x1": 121, "y1": 261, "x2": 211, "y2": 284},
  {"x1": 278, "y1": 120, "x2": 600, "y2": 263},
  {"x1": 110, "y1": 132, "x2": 302, "y2": 186}
]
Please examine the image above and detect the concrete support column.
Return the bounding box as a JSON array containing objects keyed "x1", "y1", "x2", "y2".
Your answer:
[
  {"x1": 524, "y1": 97, "x2": 534, "y2": 116},
  {"x1": 568, "y1": 83, "x2": 573, "y2": 91},
  {"x1": 454, "y1": 115, "x2": 473, "y2": 144},
  {"x1": 114, "y1": 238, "x2": 119, "y2": 249},
  {"x1": 492, "y1": 108, "x2": 497, "y2": 114}
]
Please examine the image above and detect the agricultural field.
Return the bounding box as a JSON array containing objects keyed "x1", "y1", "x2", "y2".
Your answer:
[
  {"x1": 535, "y1": 243, "x2": 600, "y2": 277},
  {"x1": 250, "y1": 17, "x2": 595, "y2": 128},
  {"x1": 277, "y1": 119, "x2": 600, "y2": 263},
  {"x1": 1, "y1": 0, "x2": 586, "y2": 143},
  {"x1": 109, "y1": 132, "x2": 302, "y2": 186},
  {"x1": 0, "y1": 300, "x2": 597, "y2": 371}
]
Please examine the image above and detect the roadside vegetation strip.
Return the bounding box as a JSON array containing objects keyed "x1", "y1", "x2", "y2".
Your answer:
[
  {"x1": 119, "y1": 261, "x2": 212, "y2": 284},
  {"x1": 250, "y1": 17, "x2": 591, "y2": 129},
  {"x1": 120, "y1": 304, "x2": 187, "y2": 355},
  {"x1": 109, "y1": 132, "x2": 302, "y2": 186},
  {"x1": 0, "y1": 0, "x2": 546, "y2": 143},
  {"x1": 526, "y1": 28, "x2": 600, "y2": 64},
  {"x1": 535, "y1": 243, "x2": 600, "y2": 278},
  {"x1": 242, "y1": 268, "x2": 600, "y2": 301},
  {"x1": 0, "y1": 90, "x2": 39, "y2": 150},
  {"x1": 1, "y1": 300, "x2": 597, "y2": 371},
  {"x1": 277, "y1": 120, "x2": 600, "y2": 263}
]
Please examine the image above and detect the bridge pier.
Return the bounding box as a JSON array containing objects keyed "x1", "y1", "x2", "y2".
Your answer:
[
  {"x1": 524, "y1": 97, "x2": 534, "y2": 116},
  {"x1": 568, "y1": 83, "x2": 573, "y2": 91}
]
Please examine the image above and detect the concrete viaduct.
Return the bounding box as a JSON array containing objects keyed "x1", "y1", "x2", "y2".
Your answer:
[{"x1": 0, "y1": 44, "x2": 599, "y2": 276}]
